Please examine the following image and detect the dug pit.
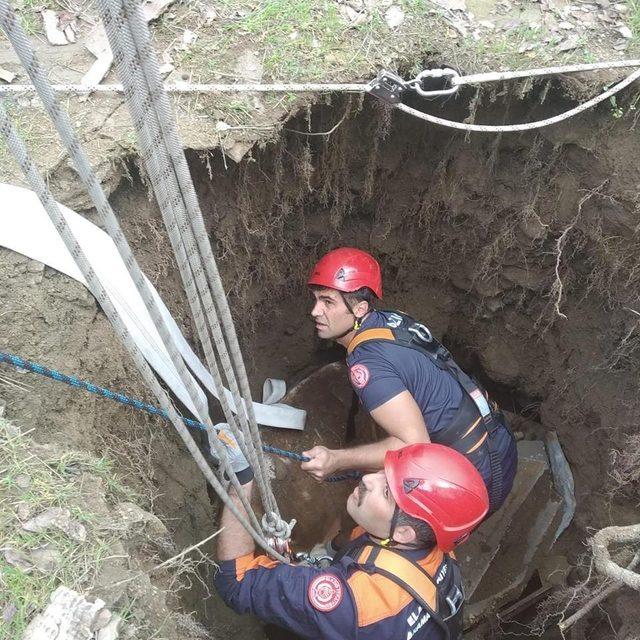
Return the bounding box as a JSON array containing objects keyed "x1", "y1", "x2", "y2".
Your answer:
[{"x1": 2, "y1": 81, "x2": 640, "y2": 639}]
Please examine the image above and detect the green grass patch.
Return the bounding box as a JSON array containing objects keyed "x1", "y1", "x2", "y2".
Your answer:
[
  {"x1": 153, "y1": 0, "x2": 633, "y2": 101},
  {"x1": 159, "y1": 0, "x2": 449, "y2": 85},
  {"x1": 629, "y1": 0, "x2": 640, "y2": 40},
  {"x1": 223, "y1": 0, "x2": 346, "y2": 78},
  {"x1": 0, "y1": 419, "x2": 138, "y2": 639},
  {"x1": 11, "y1": 0, "x2": 55, "y2": 36}
]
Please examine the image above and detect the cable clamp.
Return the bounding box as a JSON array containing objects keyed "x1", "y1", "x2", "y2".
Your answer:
[
  {"x1": 367, "y1": 70, "x2": 408, "y2": 104},
  {"x1": 407, "y1": 68, "x2": 460, "y2": 97}
]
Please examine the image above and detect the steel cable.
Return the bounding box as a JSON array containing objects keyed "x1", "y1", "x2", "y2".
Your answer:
[
  {"x1": 397, "y1": 66, "x2": 640, "y2": 132},
  {"x1": 2, "y1": 60, "x2": 640, "y2": 95}
]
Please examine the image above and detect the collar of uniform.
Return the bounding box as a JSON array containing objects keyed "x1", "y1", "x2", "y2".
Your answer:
[
  {"x1": 356, "y1": 309, "x2": 385, "y2": 334},
  {"x1": 357, "y1": 536, "x2": 442, "y2": 566}
]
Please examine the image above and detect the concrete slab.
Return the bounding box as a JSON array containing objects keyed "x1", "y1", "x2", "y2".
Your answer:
[
  {"x1": 467, "y1": 488, "x2": 562, "y2": 621},
  {"x1": 459, "y1": 440, "x2": 549, "y2": 598},
  {"x1": 461, "y1": 440, "x2": 564, "y2": 625}
]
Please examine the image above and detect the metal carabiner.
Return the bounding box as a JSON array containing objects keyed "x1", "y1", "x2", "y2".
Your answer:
[
  {"x1": 408, "y1": 68, "x2": 460, "y2": 98},
  {"x1": 293, "y1": 551, "x2": 333, "y2": 567},
  {"x1": 268, "y1": 536, "x2": 292, "y2": 559},
  {"x1": 408, "y1": 323, "x2": 433, "y2": 344}
]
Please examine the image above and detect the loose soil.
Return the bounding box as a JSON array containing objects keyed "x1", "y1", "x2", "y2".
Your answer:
[{"x1": 2, "y1": 36, "x2": 640, "y2": 640}]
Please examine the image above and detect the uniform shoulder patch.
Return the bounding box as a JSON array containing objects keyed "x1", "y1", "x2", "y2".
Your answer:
[
  {"x1": 349, "y1": 364, "x2": 370, "y2": 389},
  {"x1": 308, "y1": 573, "x2": 344, "y2": 612}
]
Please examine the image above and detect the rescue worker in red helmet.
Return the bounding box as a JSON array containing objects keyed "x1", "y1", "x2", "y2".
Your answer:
[
  {"x1": 303, "y1": 247, "x2": 517, "y2": 514},
  {"x1": 214, "y1": 443, "x2": 488, "y2": 640}
]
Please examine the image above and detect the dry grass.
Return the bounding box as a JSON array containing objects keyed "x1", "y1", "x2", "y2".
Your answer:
[
  {"x1": 0, "y1": 418, "x2": 215, "y2": 640},
  {"x1": 0, "y1": 419, "x2": 134, "y2": 639}
]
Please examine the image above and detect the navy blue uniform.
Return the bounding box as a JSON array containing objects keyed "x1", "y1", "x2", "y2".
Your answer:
[
  {"x1": 346, "y1": 310, "x2": 517, "y2": 508},
  {"x1": 214, "y1": 530, "x2": 454, "y2": 640}
]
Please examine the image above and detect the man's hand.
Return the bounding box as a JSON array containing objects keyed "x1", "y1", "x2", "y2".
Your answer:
[
  {"x1": 303, "y1": 436, "x2": 410, "y2": 479},
  {"x1": 301, "y1": 445, "x2": 340, "y2": 481}
]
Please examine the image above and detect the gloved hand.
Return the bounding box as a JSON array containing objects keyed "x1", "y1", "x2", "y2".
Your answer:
[
  {"x1": 310, "y1": 540, "x2": 337, "y2": 561},
  {"x1": 207, "y1": 423, "x2": 254, "y2": 485}
]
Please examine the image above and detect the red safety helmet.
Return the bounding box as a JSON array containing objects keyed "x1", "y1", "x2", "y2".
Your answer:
[
  {"x1": 308, "y1": 248, "x2": 383, "y2": 299},
  {"x1": 384, "y1": 444, "x2": 489, "y2": 553}
]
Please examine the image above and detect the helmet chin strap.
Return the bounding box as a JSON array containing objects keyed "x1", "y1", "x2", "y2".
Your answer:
[
  {"x1": 379, "y1": 505, "x2": 400, "y2": 548},
  {"x1": 376, "y1": 505, "x2": 422, "y2": 550},
  {"x1": 334, "y1": 292, "x2": 365, "y2": 339}
]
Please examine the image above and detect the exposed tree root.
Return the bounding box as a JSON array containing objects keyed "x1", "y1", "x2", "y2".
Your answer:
[
  {"x1": 551, "y1": 181, "x2": 607, "y2": 320},
  {"x1": 592, "y1": 524, "x2": 640, "y2": 590},
  {"x1": 558, "y1": 550, "x2": 640, "y2": 633}
]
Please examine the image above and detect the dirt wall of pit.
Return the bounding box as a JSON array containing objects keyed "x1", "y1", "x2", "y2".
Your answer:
[{"x1": 1, "y1": 82, "x2": 640, "y2": 638}]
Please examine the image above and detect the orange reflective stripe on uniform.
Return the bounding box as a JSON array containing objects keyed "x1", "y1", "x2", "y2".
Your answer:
[
  {"x1": 348, "y1": 570, "x2": 415, "y2": 627},
  {"x1": 349, "y1": 525, "x2": 366, "y2": 541},
  {"x1": 347, "y1": 328, "x2": 395, "y2": 355},
  {"x1": 356, "y1": 544, "x2": 374, "y2": 565},
  {"x1": 234, "y1": 552, "x2": 280, "y2": 582},
  {"x1": 462, "y1": 416, "x2": 482, "y2": 438},
  {"x1": 371, "y1": 548, "x2": 439, "y2": 611}
]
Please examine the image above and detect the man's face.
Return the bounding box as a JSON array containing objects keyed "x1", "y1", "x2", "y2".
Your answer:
[
  {"x1": 310, "y1": 287, "x2": 354, "y2": 340},
  {"x1": 346, "y1": 471, "x2": 396, "y2": 539}
]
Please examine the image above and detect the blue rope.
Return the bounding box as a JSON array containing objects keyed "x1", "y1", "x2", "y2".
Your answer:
[{"x1": 0, "y1": 351, "x2": 361, "y2": 483}]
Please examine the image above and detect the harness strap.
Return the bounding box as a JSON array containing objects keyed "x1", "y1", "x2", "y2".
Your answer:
[
  {"x1": 364, "y1": 545, "x2": 438, "y2": 610},
  {"x1": 355, "y1": 545, "x2": 462, "y2": 640},
  {"x1": 348, "y1": 327, "x2": 495, "y2": 428},
  {"x1": 347, "y1": 328, "x2": 395, "y2": 354},
  {"x1": 347, "y1": 320, "x2": 506, "y2": 511}
]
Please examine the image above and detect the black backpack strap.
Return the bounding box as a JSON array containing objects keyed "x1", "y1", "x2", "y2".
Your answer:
[{"x1": 436, "y1": 555, "x2": 464, "y2": 640}]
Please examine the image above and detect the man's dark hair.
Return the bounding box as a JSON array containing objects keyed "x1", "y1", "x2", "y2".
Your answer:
[
  {"x1": 395, "y1": 511, "x2": 436, "y2": 550},
  {"x1": 309, "y1": 284, "x2": 377, "y2": 313},
  {"x1": 343, "y1": 286, "x2": 377, "y2": 311}
]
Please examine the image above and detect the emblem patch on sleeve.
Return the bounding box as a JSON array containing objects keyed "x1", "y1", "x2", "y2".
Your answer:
[
  {"x1": 308, "y1": 574, "x2": 344, "y2": 612},
  {"x1": 349, "y1": 364, "x2": 370, "y2": 389}
]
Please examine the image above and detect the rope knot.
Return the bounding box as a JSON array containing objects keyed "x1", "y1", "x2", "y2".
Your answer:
[{"x1": 262, "y1": 511, "x2": 296, "y2": 541}]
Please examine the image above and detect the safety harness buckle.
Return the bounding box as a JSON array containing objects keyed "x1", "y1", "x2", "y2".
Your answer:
[
  {"x1": 367, "y1": 70, "x2": 407, "y2": 104},
  {"x1": 408, "y1": 322, "x2": 433, "y2": 345}
]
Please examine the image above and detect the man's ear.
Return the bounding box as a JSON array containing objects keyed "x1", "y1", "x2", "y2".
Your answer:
[
  {"x1": 392, "y1": 524, "x2": 417, "y2": 546},
  {"x1": 353, "y1": 299, "x2": 370, "y2": 319}
]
